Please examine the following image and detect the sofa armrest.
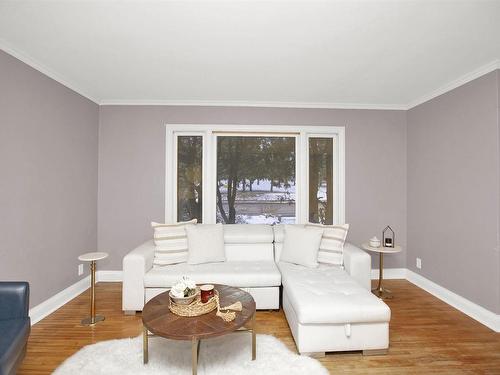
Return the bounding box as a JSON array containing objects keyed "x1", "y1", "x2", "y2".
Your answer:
[
  {"x1": 0, "y1": 282, "x2": 30, "y2": 321},
  {"x1": 343, "y1": 243, "x2": 371, "y2": 291},
  {"x1": 122, "y1": 240, "x2": 155, "y2": 312}
]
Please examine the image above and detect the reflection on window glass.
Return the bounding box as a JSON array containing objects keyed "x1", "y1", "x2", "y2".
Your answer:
[
  {"x1": 177, "y1": 136, "x2": 202, "y2": 223},
  {"x1": 216, "y1": 136, "x2": 296, "y2": 224},
  {"x1": 309, "y1": 138, "x2": 334, "y2": 224}
]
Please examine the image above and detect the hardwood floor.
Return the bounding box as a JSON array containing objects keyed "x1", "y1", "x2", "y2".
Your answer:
[{"x1": 19, "y1": 280, "x2": 500, "y2": 374}]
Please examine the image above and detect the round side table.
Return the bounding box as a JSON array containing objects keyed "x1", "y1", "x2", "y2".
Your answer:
[
  {"x1": 361, "y1": 243, "x2": 402, "y2": 299},
  {"x1": 78, "y1": 252, "x2": 108, "y2": 326}
]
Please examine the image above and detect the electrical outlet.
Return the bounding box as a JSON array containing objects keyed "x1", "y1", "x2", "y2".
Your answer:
[
  {"x1": 416, "y1": 258, "x2": 422, "y2": 269},
  {"x1": 78, "y1": 264, "x2": 84, "y2": 276}
]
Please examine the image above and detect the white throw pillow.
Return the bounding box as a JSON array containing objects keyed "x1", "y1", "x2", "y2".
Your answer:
[
  {"x1": 280, "y1": 225, "x2": 324, "y2": 268},
  {"x1": 305, "y1": 223, "x2": 350, "y2": 266},
  {"x1": 186, "y1": 224, "x2": 226, "y2": 265},
  {"x1": 151, "y1": 219, "x2": 197, "y2": 267}
]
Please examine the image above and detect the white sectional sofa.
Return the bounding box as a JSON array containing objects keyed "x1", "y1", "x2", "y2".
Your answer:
[
  {"x1": 122, "y1": 224, "x2": 391, "y2": 355},
  {"x1": 123, "y1": 225, "x2": 281, "y2": 310}
]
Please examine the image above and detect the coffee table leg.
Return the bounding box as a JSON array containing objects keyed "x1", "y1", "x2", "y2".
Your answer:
[
  {"x1": 143, "y1": 326, "x2": 148, "y2": 364},
  {"x1": 252, "y1": 312, "x2": 256, "y2": 360},
  {"x1": 192, "y1": 338, "x2": 200, "y2": 375}
]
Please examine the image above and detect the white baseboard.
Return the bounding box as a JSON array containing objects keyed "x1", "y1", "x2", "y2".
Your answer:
[
  {"x1": 29, "y1": 270, "x2": 123, "y2": 325},
  {"x1": 97, "y1": 270, "x2": 123, "y2": 282},
  {"x1": 371, "y1": 268, "x2": 407, "y2": 280},
  {"x1": 30, "y1": 268, "x2": 499, "y2": 333},
  {"x1": 29, "y1": 275, "x2": 90, "y2": 325},
  {"x1": 370, "y1": 267, "x2": 499, "y2": 332},
  {"x1": 406, "y1": 269, "x2": 500, "y2": 333}
]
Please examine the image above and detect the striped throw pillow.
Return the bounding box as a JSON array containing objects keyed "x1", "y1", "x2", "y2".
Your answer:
[
  {"x1": 305, "y1": 223, "x2": 349, "y2": 266},
  {"x1": 151, "y1": 219, "x2": 197, "y2": 267}
]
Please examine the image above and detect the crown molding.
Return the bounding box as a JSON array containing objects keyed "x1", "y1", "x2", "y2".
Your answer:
[
  {"x1": 1, "y1": 37, "x2": 498, "y2": 111},
  {"x1": 0, "y1": 39, "x2": 99, "y2": 104},
  {"x1": 95, "y1": 59, "x2": 500, "y2": 110},
  {"x1": 406, "y1": 60, "x2": 500, "y2": 110},
  {"x1": 98, "y1": 99, "x2": 407, "y2": 110}
]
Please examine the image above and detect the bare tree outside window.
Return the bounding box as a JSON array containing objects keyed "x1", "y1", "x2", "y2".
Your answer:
[
  {"x1": 309, "y1": 138, "x2": 334, "y2": 224},
  {"x1": 216, "y1": 136, "x2": 295, "y2": 224},
  {"x1": 177, "y1": 136, "x2": 203, "y2": 222}
]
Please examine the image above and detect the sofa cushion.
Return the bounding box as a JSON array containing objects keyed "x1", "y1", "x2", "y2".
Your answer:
[
  {"x1": 186, "y1": 224, "x2": 226, "y2": 265},
  {"x1": 223, "y1": 224, "x2": 274, "y2": 244},
  {"x1": 272, "y1": 224, "x2": 293, "y2": 262},
  {"x1": 280, "y1": 225, "x2": 323, "y2": 268},
  {"x1": 144, "y1": 261, "x2": 281, "y2": 288},
  {"x1": 305, "y1": 223, "x2": 350, "y2": 266},
  {"x1": 151, "y1": 220, "x2": 196, "y2": 266},
  {"x1": 224, "y1": 243, "x2": 275, "y2": 262},
  {"x1": 278, "y1": 262, "x2": 390, "y2": 324},
  {"x1": 0, "y1": 318, "x2": 30, "y2": 375}
]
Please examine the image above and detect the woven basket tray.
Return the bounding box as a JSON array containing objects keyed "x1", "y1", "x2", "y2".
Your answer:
[{"x1": 169, "y1": 290, "x2": 219, "y2": 317}]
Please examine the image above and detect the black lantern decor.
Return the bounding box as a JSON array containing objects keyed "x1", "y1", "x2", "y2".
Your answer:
[{"x1": 382, "y1": 226, "x2": 395, "y2": 248}]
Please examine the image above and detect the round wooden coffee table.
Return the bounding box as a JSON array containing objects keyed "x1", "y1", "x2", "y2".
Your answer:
[{"x1": 142, "y1": 284, "x2": 256, "y2": 375}]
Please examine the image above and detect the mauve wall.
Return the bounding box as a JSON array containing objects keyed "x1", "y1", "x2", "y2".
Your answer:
[
  {"x1": 0, "y1": 50, "x2": 99, "y2": 307},
  {"x1": 407, "y1": 70, "x2": 500, "y2": 313},
  {"x1": 98, "y1": 106, "x2": 407, "y2": 271}
]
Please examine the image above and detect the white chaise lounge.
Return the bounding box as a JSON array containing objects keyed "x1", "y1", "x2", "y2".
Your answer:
[
  {"x1": 273, "y1": 225, "x2": 391, "y2": 355},
  {"x1": 122, "y1": 223, "x2": 391, "y2": 355}
]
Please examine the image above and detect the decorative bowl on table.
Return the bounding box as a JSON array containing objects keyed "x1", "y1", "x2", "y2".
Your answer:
[
  {"x1": 169, "y1": 288, "x2": 200, "y2": 305},
  {"x1": 168, "y1": 276, "x2": 199, "y2": 305}
]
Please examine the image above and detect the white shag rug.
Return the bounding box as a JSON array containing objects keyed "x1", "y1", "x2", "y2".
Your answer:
[{"x1": 53, "y1": 334, "x2": 328, "y2": 375}]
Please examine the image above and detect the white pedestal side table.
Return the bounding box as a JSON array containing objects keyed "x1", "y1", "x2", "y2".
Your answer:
[
  {"x1": 78, "y1": 252, "x2": 109, "y2": 326},
  {"x1": 361, "y1": 243, "x2": 402, "y2": 299}
]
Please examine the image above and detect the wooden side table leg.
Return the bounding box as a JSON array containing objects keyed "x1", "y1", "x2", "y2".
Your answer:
[
  {"x1": 252, "y1": 312, "x2": 256, "y2": 360},
  {"x1": 143, "y1": 326, "x2": 148, "y2": 364}
]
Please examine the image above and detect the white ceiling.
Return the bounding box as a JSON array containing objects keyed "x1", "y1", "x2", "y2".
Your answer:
[{"x1": 1, "y1": 0, "x2": 499, "y2": 109}]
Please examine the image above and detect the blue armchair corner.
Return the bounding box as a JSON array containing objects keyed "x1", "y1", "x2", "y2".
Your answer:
[{"x1": 0, "y1": 282, "x2": 30, "y2": 375}]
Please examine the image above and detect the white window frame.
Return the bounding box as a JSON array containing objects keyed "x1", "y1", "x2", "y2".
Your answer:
[{"x1": 165, "y1": 124, "x2": 345, "y2": 225}]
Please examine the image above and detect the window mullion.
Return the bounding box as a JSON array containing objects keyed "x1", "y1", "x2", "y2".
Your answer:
[
  {"x1": 298, "y1": 131, "x2": 308, "y2": 224},
  {"x1": 165, "y1": 128, "x2": 175, "y2": 222},
  {"x1": 204, "y1": 131, "x2": 216, "y2": 224}
]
